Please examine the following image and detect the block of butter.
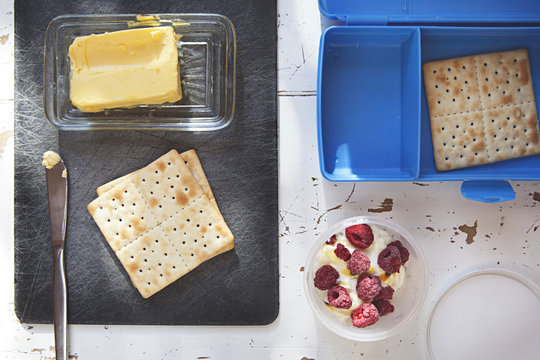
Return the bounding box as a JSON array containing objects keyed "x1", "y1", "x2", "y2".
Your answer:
[{"x1": 68, "y1": 27, "x2": 182, "y2": 112}]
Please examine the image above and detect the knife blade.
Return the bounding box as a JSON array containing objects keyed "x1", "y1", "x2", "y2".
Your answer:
[{"x1": 45, "y1": 157, "x2": 68, "y2": 360}]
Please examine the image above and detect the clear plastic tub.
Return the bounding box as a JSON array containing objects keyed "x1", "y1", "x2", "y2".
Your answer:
[
  {"x1": 303, "y1": 216, "x2": 428, "y2": 341},
  {"x1": 427, "y1": 268, "x2": 540, "y2": 359},
  {"x1": 44, "y1": 14, "x2": 236, "y2": 131}
]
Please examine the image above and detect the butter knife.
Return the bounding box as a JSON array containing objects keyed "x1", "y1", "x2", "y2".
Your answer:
[{"x1": 45, "y1": 155, "x2": 68, "y2": 360}]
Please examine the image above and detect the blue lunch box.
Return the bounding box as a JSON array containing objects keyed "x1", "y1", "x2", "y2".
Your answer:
[{"x1": 317, "y1": 0, "x2": 540, "y2": 202}]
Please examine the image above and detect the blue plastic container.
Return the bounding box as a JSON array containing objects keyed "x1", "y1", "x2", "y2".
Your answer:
[{"x1": 317, "y1": 0, "x2": 540, "y2": 202}]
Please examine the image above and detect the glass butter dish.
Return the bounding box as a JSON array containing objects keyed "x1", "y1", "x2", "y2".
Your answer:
[{"x1": 44, "y1": 14, "x2": 236, "y2": 130}]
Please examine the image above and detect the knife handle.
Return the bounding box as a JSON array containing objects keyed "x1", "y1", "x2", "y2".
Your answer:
[{"x1": 52, "y1": 245, "x2": 67, "y2": 360}]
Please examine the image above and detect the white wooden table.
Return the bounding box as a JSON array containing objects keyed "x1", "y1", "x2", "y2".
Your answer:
[{"x1": 1, "y1": 1, "x2": 539, "y2": 358}]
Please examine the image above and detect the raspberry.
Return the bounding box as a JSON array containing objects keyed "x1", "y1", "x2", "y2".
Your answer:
[
  {"x1": 326, "y1": 234, "x2": 337, "y2": 245},
  {"x1": 327, "y1": 285, "x2": 352, "y2": 309},
  {"x1": 345, "y1": 224, "x2": 374, "y2": 249},
  {"x1": 377, "y1": 245, "x2": 402, "y2": 274},
  {"x1": 346, "y1": 250, "x2": 370, "y2": 275},
  {"x1": 373, "y1": 299, "x2": 395, "y2": 316},
  {"x1": 314, "y1": 265, "x2": 339, "y2": 290},
  {"x1": 374, "y1": 285, "x2": 394, "y2": 301},
  {"x1": 351, "y1": 303, "x2": 380, "y2": 328},
  {"x1": 334, "y1": 243, "x2": 351, "y2": 261},
  {"x1": 356, "y1": 274, "x2": 382, "y2": 302},
  {"x1": 388, "y1": 240, "x2": 410, "y2": 264}
]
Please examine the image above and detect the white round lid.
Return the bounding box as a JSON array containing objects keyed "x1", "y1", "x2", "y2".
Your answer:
[{"x1": 427, "y1": 269, "x2": 540, "y2": 360}]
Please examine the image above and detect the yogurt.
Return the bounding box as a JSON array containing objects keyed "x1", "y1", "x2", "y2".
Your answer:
[{"x1": 314, "y1": 224, "x2": 406, "y2": 321}]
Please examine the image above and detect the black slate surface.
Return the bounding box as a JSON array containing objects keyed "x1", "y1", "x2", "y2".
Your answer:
[{"x1": 14, "y1": 0, "x2": 278, "y2": 325}]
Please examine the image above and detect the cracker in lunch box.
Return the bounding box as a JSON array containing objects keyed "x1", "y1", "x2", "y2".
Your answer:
[
  {"x1": 88, "y1": 149, "x2": 234, "y2": 298},
  {"x1": 97, "y1": 149, "x2": 218, "y2": 210},
  {"x1": 423, "y1": 49, "x2": 540, "y2": 171}
]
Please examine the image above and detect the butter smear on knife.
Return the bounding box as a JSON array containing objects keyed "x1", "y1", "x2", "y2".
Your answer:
[
  {"x1": 42, "y1": 151, "x2": 67, "y2": 178},
  {"x1": 42, "y1": 151, "x2": 61, "y2": 169},
  {"x1": 68, "y1": 26, "x2": 182, "y2": 112}
]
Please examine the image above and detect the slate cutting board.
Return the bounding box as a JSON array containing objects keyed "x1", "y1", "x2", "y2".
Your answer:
[{"x1": 14, "y1": 0, "x2": 278, "y2": 325}]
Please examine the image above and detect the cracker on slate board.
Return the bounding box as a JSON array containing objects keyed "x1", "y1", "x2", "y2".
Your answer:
[
  {"x1": 97, "y1": 149, "x2": 218, "y2": 210},
  {"x1": 423, "y1": 49, "x2": 540, "y2": 171},
  {"x1": 88, "y1": 150, "x2": 234, "y2": 298}
]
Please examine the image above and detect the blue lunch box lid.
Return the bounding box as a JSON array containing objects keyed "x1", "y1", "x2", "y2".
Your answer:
[{"x1": 318, "y1": 0, "x2": 540, "y2": 25}]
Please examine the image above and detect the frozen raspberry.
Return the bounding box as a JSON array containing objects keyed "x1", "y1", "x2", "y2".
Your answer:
[
  {"x1": 314, "y1": 265, "x2": 339, "y2": 290},
  {"x1": 334, "y1": 243, "x2": 351, "y2": 261},
  {"x1": 327, "y1": 285, "x2": 352, "y2": 309},
  {"x1": 326, "y1": 234, "x2": 337, "y2": 245},
  {"x1": 377, "y1": 245, "x2": 402, "y2": 274},
  {"x1": 356, "y1": 274, "x2": 382, "y2": 302},
  {"x1": 374, "y1": 285, "x2": 394, "y2": 301},
  {"x1": 373, "y1": 299, "x2": 395, "y2": 316},
  {"x1": 345, "y1": 224, "x2": 374, "y2": 249},
  {"x1": 351, "y1": 303, "x2": 380, "y2": 328},
  {"x1": 388, "y1": 240, "x2": 410, "y2": 264},
  {"x1": 346, "y1": 250, "x2": 370, "y2": 275}
]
